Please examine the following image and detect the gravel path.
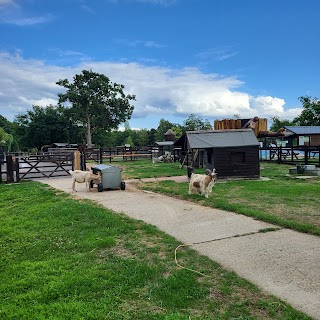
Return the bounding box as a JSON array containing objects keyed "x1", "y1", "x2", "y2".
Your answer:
[{"x1": 34, "y1": 176, "x2": 320, "y2": 319}]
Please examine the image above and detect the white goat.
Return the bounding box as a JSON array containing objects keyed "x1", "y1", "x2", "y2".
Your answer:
[
  {"x1": 152, "y1": 155, "x2": 164, "y2": 163},
  {"x1": 69, "y1": 170, "x2": 101, "y2": 192},
  {"x1": 188, "y1": 169, "x2": 217, "y2": 198}
]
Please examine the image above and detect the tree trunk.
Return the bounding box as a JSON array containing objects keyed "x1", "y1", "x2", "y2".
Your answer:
[{"x1": 86, "y1": 116, "x2": 93, "y2": 147}]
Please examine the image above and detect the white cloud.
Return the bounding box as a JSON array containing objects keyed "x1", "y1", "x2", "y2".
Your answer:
[
  {"x1": 114, "y1": 38, "x2": 166, "y2": 48},
  {"x1": 0, "y1": 0, "x2": 53, "y2": 26},
  {"x1": 2, "y1": 14, "x2": 53, "y2": 25},
  {"x1": 106, "y1": 0, "x2": 177, "y2": 6},
  {"x1": 136, "y1": 0, "x2": 177, "y2": 6},
  {"x1": 197, "y1": 47, "x2": 239, "y2": 62},
  {"x1": 0, "y1": 51, "x2": 302, "y2": 126},
  {"x1": 18, "y1": 96, "x2": 58, "y2": 107}
]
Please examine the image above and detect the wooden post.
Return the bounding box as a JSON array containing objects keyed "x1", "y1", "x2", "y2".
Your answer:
[
  {"x1": 277, "y1": 147, "x2": 282, "y2": 164},
  {"x1": 304, "y1": 145, "x2": 308, "y2": 165},
  {"x1": 99, "y1": 148, "x2": 103, "y2": 164},
  {"x1": 6, "y1": 155, "x2": 14, "y2": 183},
  {"x1": 80, "y1": 153, "x2": 86, "y2": 171},
  {"x1": 15, "y1": 157, "x2": 20, "y2": 182},
  {"x1": 0, "y1": 158, "x2": 2, "y2": 183},
  {"x1": 74, "y1": 151, "x2": 81, "y2": 170}
]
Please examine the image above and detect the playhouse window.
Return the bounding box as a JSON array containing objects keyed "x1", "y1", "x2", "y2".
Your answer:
[{"x1": 230, "y1": 152, "x2": 245, "y2": 163}]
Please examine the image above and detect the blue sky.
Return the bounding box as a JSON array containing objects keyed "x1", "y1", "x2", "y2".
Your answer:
[{"x1": 0, "y1": 0, "x2": 319, "y2": 130}]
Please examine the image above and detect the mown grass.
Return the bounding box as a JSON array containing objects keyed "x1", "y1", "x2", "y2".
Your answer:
[
  {"x1": 115, "y1": 160, "x2": 320, "y2": 236},
  {"x1": 115, "y1": 159, "x2": 188, "y2": 180},
  {"x1": 0, "y1": 182, "x2": 311, "y2": 319}
]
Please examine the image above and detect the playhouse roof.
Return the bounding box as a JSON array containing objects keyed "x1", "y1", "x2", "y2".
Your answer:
[
  {"x1": 284, "y1": 126, "x2": 320, "y2": 135},
  {"x1": 174, "y1": 129, "x2": 259, "y2": 149}
]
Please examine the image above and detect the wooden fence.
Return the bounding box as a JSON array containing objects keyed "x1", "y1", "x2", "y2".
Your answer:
[
  {"x1": 86, "y1": 147, "x2": 156, "y2": 163},
  {"x1": 0, "y1": 153, "x2": 75, "y2": 183},
  {"x1": 1, "y1": 145, "x2": 319, "y2": 183},
  {"x1": 259, "y1": 146, "x2": 320, "y2": 165}
]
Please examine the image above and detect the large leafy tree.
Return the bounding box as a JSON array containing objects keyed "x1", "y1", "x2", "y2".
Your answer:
[
  {"x1": 57, "y1": 70, "x2": 136, "y2": 147},
  {"x1": 183, "y1": 114, "x2": 212, "y2": 131},
  {"x1": 269, "y1": 116, "x2": 293, "y2": 132},
  {"x1": 0, "y1": 115, "x2": 15, "y2": 151},
  {"x1": 155, "y1": 118, "x2": 175, "y2": 141},
  {"x1": 14, "y1": 105, "x2": 82, "y2": 150},
  {"x1": 0, "y1": 115, "x2": 13, "y2": 134},
  {"x1": 0, "y1": 127, "x2": 13, "y2": 152},
  {"x1": 293, "y1": 96, "x2": 320, "y2": 126}
]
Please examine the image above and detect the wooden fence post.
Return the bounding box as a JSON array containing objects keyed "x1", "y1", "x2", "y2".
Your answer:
[
  {"x1": 6, "y1": 155, "x2": 14, "y2": 183},
  {"x1": 99, "y1": 148, "x2": 103, "y2": 164},
  {"x1": 0, "y1": 159, "x2": 2, "y2": 183},
  {"x1": 15, "y1": 157, "x2": 20, "y2": 182},
  {"x1": 74, "y1": 151, "x2": 81, "y2": 170},
  {"x1": 304, "y1": 145, "x2": 308, "y2": 165},
  {"x1": 80, "y1": 153, "x2": 86, "y2": 171}
]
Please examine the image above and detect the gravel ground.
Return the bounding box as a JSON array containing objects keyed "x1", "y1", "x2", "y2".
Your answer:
[{"x1": 34, "y1": 176, "x2": 320, "y2": 319}]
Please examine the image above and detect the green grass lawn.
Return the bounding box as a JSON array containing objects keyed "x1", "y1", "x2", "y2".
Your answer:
[
  {"x1": 0, "y1": 181, "x2": 311, "y2": 319},
  {"x1": 112, "y1": 160, "x2": 320, "y2": 236}
]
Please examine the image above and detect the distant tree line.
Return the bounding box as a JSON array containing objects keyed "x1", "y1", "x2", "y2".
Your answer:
[
  {"x1": 0, "y1": 69, "x2": 319, "y2": 152},
  {"x1": 0, "y1": 109, "x2": 212, "y2": 152}
]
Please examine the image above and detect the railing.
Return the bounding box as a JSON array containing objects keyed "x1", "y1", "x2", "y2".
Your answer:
[
  {"x1": 259, "y1": 146, "x2": 320, "y2": 165},
  {"x1": 0, "y1": 153, "x2": 74, "y2": 183},
  {"x1": 85, "y1": 146, "x2": 182, "y2": 163}
]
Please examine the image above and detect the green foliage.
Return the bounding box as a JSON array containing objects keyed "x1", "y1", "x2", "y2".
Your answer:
[
  {"x1": 124, "y1": 135, "x2": 134, "y2": 147},
  {"x1": 293, "y1": 96, "x2": 320, "y2": 125},
  {"x1": 0, "y1": 127, "x2": 14, "y2": 151},
  {"x1": 155, "y1": 118, "x2": 176, "y2": 141},
  {"x1": 148, "y1": 128, "x2": 157, "y2": 145},
  {"x1": 183, "y1": 114, "x2": 212, "y2": 131},
  {"x1": 269, "y1": 116, "x2": 293, "y2": 132},
  {"x1": 57, "y1": 70, "x2": 136, "y2": 146},
  {"x1": 13, "y1": 105, "x2": 83, "y2": 150},
  {"x1": 0, "y1": 115, "x2": 14, "y2": 133}
]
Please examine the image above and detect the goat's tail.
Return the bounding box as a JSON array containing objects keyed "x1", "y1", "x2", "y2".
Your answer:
[{"x1": 68, "y1": 170, "x2": 74, "y2": 176}]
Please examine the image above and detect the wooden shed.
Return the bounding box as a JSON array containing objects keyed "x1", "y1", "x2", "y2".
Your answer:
[{"x1": 174, "y1": 129, "x2": 260, "y2": 179}]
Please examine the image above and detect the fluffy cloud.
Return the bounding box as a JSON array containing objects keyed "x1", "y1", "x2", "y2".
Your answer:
[{"x1": 0, "y1": 51, "x2": 301, "y2": 127}]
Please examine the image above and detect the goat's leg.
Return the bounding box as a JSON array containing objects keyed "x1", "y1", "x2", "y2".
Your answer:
[
  {"x1": 86, "y1": 180, "x2": 91, "y2": 192},
  {"x1": 72, "y1": 179, "x2": 76, "y2": 192}
]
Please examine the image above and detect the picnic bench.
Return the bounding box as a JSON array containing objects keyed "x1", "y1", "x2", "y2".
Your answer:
[{"x1": 269, "y1": 146, "x2": 299, "y2": 160}]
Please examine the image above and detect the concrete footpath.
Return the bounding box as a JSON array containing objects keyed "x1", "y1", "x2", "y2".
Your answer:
[{"x1": 34, "y1": 176, "x2": 320, "y2": 319}]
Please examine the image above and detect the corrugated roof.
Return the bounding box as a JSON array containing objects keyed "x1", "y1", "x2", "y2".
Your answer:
[
  {"x1": 184, "y1": 129, "x2": 259, "y2": 148},
  {"x1": 155, "y1": 141, "x2": 174, "y2": 146},
  {"x1": 284, "y1": 126, "x2": 320, "y2": 135}
]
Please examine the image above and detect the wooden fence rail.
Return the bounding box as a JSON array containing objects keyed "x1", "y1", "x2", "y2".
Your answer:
[
  {"x1": 86, "y1": 147, "x2": 156, "y2": 163},
  {"x1": 259, "y1": 146, "x2": 320, "y2": 165},
  {"x1": 0, "y1": 153, "x2": 74, "y2": 183},
  {"x1": 1, "y1": 145, "x2": 318, "y2": 183}
]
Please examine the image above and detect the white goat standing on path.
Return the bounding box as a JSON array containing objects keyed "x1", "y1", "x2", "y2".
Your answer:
[
  {"x1": 69, "y1": 170, "x2": 101, "y2": 192},
  {"x1": 188, "y1": 169, "x2": 217, "y2": 198}
]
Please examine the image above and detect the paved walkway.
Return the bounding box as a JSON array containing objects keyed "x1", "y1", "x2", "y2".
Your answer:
[{"x1": 34, "y1": 176, "x2": 320, "y2": 319}]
